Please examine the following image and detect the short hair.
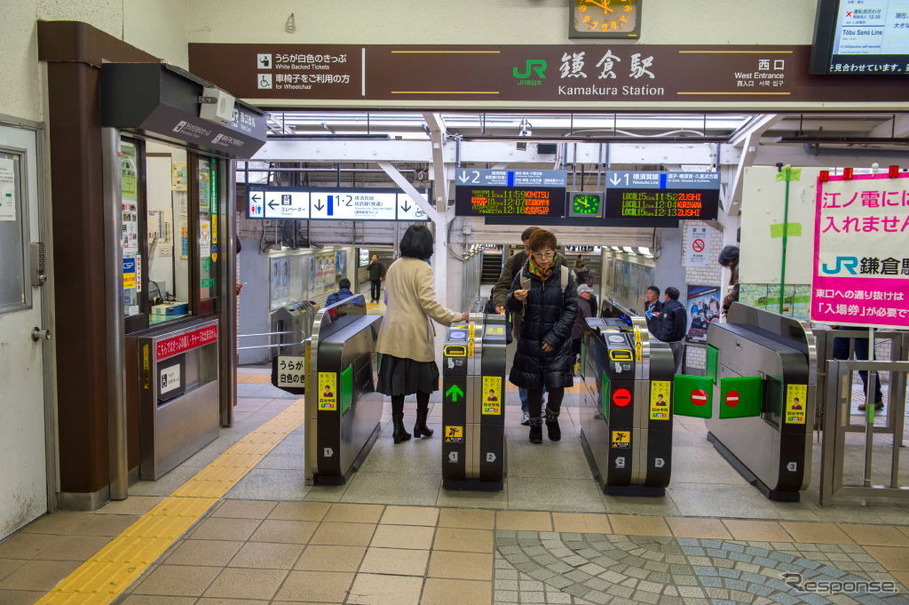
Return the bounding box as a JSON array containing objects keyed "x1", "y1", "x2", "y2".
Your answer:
[
  {"x1": 520, "y1": 226, "x2": 541, "y2": 242},
  {"x1": 399, "y1": 224, "x2": 434, "y2": 259},
  {"x1": 647, "y1": 285, "x2": 660, "y2": 297},
  {"x1": 665, "y1": 287, "x2": 680, "y2": 300},
  {"x1": 718, "y1": 245, "x2": 740, "y2": 267},
  {"x1": 338, "y1": 278, "x2": 351, "y2": 289},
  {"x1": 527, "y1": 229, "x2": 557, "y2": 252}
]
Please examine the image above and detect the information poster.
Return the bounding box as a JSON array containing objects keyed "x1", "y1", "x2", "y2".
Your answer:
[
  {"x1": 0, "y1": 157, "x2": 17, "y2": 221},
  {"x1": 685, "y1": 286, "x2": 721, "y2": 343}
]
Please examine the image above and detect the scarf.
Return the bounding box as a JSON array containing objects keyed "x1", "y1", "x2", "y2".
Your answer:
[{"x1": 527, "y1": 254, "x2": 556, "y2": 282}]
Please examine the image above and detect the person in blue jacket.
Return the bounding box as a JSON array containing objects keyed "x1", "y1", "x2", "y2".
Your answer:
[{"x1": 326, "y1": 278, "x2": 354, "y2": 307}]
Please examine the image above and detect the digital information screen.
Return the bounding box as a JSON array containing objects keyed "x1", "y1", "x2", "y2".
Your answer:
[
  {"x1": 454, "y1": 186, "x2": 566, "y2": 217},
  {"x1": 604, "y1": 171, "x2": 720, "y2": 220},
  {"x1": 812, "y1": 0, "x2": 909, "y2": 74}
]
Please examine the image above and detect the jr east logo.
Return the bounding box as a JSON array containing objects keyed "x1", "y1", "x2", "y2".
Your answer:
[
  {"x1": 513, "y1": 59, "x2": 547, "y2": 86},
  {"x1": 821, "y1": 256, "x2": 859, "y2": 275}
]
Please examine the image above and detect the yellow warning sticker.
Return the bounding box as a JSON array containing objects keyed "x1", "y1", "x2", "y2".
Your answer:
[
  {"x1": 318, "y1": 372, "x2": 337, "y2": 411},
  {"x1": 467, "y1": 340, "x2": 475, "y2": 358},
  {"x1": 486, "y1": 326, "x2": 505, "y2": 336},
  {"x1": 444, "y1": 345, "x2": 467, "y2": 357},
  {"x1": 650, "y1": 381, "x2": 671, "y2": 420},
  {"x1": 611, "y1": 430, "x2": 631, "y2": 448},
  {"x1": 784, "y1": 383, "x2": 807, "y2": 424},
  {"x1": 481, "y1": 376, "x2": 502, "y2": 415},
  {"x1": 444, "y1": 425, "x2": 464, "y2": 443},
  {"x1": 468, "y1": 322, "x2": 475, "y2": 340}
]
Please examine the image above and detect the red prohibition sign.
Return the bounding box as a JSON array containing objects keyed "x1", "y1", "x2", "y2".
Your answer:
[
  {"x1": 725, "y1": 390, "x2": 740, "y2": 407},
  {"x1": 692, "y1": 238, "x2": 705, "y2": 253},
  {"x1": 612, "y1": 388, "x2": 632, "y2": 407},
  {"x1": 691, "y1": 389, "x2": 708, "y2": 406}
]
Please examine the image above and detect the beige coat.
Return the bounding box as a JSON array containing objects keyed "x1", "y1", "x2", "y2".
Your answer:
[{"x1": 375, "y1": 257, "x2": 460, "y2": 362}]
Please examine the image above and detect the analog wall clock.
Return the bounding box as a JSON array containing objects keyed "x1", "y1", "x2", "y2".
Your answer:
[{"x1": 569, "y1": 0, "x2": 641, "y2": 39}]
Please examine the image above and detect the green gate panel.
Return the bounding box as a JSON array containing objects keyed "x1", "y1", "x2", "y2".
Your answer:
[
  {"x1": 718, "y1": 375, "x2": 763, "y2": 419},
  {"x1": 706, "y1": 345, "x2": 719, "y2": 383},
  {"x1": 340, "y1": 365, "x2": 353, "y2": 415},
  {"x1": 600, "y1": 372, "x2": 611, "y2": 420},
  {"x1": 672, "y1": 374, "x2": 713, "y2": 419}
]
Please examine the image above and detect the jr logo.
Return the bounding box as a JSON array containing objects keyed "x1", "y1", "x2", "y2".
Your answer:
[
  {"x1": 513, "y1": 59, "x2": 547, "y2": 79},
  {"x1": 821, "y1": 256, "x2": 858, "y2": 275}
]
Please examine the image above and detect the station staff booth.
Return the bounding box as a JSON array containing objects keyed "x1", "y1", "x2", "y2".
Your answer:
[{"x1": 101, "y1": 64, "x2": 267, "y2": 490}]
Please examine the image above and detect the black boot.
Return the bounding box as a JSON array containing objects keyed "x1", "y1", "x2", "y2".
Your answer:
[
  {"x1": 413, "y1": 401, "x2": 434, "y2": 438},
  {"x1": 529, "y1": 417, "x2": 543, "y2": 444},
  {"x1": 392, "y1": 413, "x2": 411, "y2": 444},
  {"x1": 545, "y1": 407, "x2": 561, "y2": 442},
  {"x1": 391, "y1": 396, "x2": 411, "y2": 444}
]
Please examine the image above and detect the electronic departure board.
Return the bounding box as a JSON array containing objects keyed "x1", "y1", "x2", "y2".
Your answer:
[
  {"x1": 454, "y1": 186, "x2": 567, "y2": 217},
  {"x1": 603, "y1": 171, "x2": 720, "y2": 221}
]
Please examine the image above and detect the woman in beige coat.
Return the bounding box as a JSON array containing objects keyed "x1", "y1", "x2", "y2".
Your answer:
[{"x1": 376, "y1": 225, "x2": 468, "y2": 443}]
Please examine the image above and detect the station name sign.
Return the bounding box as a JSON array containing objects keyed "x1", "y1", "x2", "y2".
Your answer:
[
  {"x1": 247, "y1": 187, "x2": 429, "y2": 221},
  {"x1": 189, "y1": 44, "x2": 909, "y2": 106}
]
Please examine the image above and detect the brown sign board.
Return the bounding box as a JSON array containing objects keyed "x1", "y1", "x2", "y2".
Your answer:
[{"x1": 188, "y1": 44, "x2": 909, "y2": 105}]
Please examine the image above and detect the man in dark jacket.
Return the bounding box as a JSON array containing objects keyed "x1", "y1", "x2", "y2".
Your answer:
[
  {"x1": 657, "y1": 287, "x2": 687, "y2": 373},
  {"x1": 643, "y1": 285, "x2": 662, "y2": 335},
  {"x1": 366, "y1": 255, "x2": 386, "y2": 303},
  {"x1": 326, "y1": 278, "x2": 354, "y2": 307},
  {"x1": 491, "y1": 227, "x2": 540, "y2": 425}
]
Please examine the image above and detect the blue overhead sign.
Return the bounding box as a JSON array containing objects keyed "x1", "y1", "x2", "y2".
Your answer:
[
  {"x1": 247, "y1": 187, "x2": 429, "y2": 221},
  {"x1": 456, "y1": 169, "x2": 567, "y2": 188},
  {"x1": 606, "y1": 171, "x2": 720, "y2": 190}
]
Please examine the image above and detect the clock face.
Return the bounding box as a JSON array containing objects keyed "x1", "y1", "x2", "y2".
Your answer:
[
  {"x1": 570, "y1": 0, "x2": 641, "y2": 39},
  {"x1": 569, "y1": 193, "x2": 603, "y2": 217}
]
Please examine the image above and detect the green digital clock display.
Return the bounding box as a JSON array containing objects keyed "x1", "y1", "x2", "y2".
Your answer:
[{"x1": 569, "y1": 193, "x2": 604, "y2": 218}]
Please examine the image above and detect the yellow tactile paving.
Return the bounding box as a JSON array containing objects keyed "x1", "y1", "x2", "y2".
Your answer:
[
  {"x1": 36, "y1": 399, "x2": 305, "y2": 605},
  {"x1": 236, "y1": 371, "x2": 271, "y2": 384}
]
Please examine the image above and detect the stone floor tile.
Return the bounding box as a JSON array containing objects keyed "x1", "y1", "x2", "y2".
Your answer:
[
  {"x1": 780, "y1": 522, "x2": 854, "y2": 545},
  {"x1": 309, "y1": 521, "x2": 375, "y2": 546},
  {"x1": 422, "y1": 578, "x2": 491, "y2": 605},
  {"x1": 370, "y1": 523, "x2": 434, "y2": 549},
  {"x1": 202, "y1": 567, "x2": 287, "y2": 600},
  {"x1": 438, "y1": 508, "x2": 495, "y2": 529},
  {"x1": 324, "y1": 502, "x2": 385, "y2": 524},
  {"x1": 165, "y1": 539, "x2": 243, "y2": 567},
  {"x1": 433, "y1": 527, "x2": 494, "y2": 552},
  {"x1": 609, "y1": 515, "x2": 672, "y2": 537},
  {"x1": 722, "y1": 520, "x2": 792, "y2": 542},
  {"x1": 428, "y1": 550, "x2": 493, "y2": 580},
  {"x1": 552, "y1": 512, "x2": 612, "y2": 534},
  {"x1": 294, "y1": 544, "x2": 366, "y2": 572},
  {"x1": 380, "y1": 505, "x2": 440, "y2": 526},
  {"x1": 227, "y1": 541, "x2": 304, "y2": 569},
  {"x1": 268, "y1": 501, "x2": 331, "y2": 521},
  {"x1": 359, "y1": 546, "x2": 429, "y2": 576},
  {"x1": 347, "y1": 572, "x2": 423, "y2": 605},
  {"x1": 666, "y1": 517, "x2": 732, "y2": 540},
  {"x1": 132, "y1": 565, "x2": 222, "y2": 597},
  {"x1": 273, "y1": 570, "x2": 354, "y2": 602}
]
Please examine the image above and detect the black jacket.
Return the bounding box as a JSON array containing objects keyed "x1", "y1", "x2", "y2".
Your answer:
[
  {"x1": 505, "y1": 259, "x2": 578, "y2": 390},
  {"x1": 644, "y1": 299, "x2": 663, "y2": 335},
  {"x1": 491, "y1": 250, "x2": 529, "y2": 309},
  {"x1": 366, "y1": 261, "x2": 386, "y2": 281},
  {"x1": 657, "y1": 299, "x2": 687, "y2": 342}
]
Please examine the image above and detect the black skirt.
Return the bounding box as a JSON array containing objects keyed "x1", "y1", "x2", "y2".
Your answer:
[{"x1": 376, "y1": 354, "x2": 440, "y2": 396}]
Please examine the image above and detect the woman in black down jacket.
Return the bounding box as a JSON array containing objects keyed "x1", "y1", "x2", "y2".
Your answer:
[{"x1": 506, "y1": 229, "x2": 578, "y2": 444}]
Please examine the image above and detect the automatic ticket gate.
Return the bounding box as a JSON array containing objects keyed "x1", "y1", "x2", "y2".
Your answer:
[
  {"x1": 441, "y1": 312, "x2": 508, "y2": 491},
  {"x1": 677, "y1": 302, "x2": 815, "y2": 501},
  {"x1": 579, "y1": 315, "x2": 676, "y2": 496},
  {"x1": 303, "y1": 294, "x2": 383, "y2": 486}
]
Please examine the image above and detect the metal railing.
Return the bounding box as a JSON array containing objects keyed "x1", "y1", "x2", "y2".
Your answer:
[
  {"x1": 237, "y1": 330, "x2": 308, "y2": 352},
  {"x1": 819, "y1": 357, "x2": 909, "y2": 505}
]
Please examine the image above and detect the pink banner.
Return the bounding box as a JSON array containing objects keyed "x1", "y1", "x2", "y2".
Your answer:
[{"x1": 812, "y1": 172, "x2": 909, "y2": 328}]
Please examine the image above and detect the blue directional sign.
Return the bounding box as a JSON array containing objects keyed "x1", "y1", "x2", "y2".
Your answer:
[
  {"x1": 246, "y1": 187, "x2": 429, "y2": 221},
  {"x1": 456, "y1": 169, "x2": 567, "y2": 187},
  {"x1": 604, "y1": 171, "x2": 720, "y2": 220}
]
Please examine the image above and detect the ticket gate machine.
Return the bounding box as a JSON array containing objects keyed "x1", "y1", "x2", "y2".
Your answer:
[
  {"x1": 678, "y1": 302, "x2": 815, "y2": 501},
  {"x1": 441, "y1": 313, "x2": 508, "y2": 491},
  {"x1": 304, "y1": 295, "x2": 383, "y2": 486},
  {"x1": 579, "y1": 315, "x2": 676, "y2": 496}
]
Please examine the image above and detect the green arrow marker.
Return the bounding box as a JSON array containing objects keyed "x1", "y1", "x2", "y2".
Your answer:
[{"x1": 445, "y1": 384, "x2": 464, "y2": 402}]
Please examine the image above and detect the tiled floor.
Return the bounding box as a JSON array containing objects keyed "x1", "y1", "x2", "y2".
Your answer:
[{"x1": 1, "y1": 369, "x2": 908, "y2": 604}]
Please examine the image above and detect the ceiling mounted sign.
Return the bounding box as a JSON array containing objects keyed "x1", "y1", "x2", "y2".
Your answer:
[{"x1": 189, "y1": 44, "x2": 909, "y2": 106}]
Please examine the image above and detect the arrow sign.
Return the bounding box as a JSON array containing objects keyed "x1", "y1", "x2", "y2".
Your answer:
[
  {"x1": 610, "y1": 174, "x2": 622, "y2": 186},
  {"x1": 457, "y1": 171, "x2": 470, "y2": 183},
  {"x1": 691, "y1": 389, "x2": 708, "y2": 406},
  {"x1": 725, "y1": 390, "x2": 740, "y2": 407},
  {"x1": 268, "y1": 200, "x2": 278, "y2": 210},
  {"x1": 251, "y1": 194, "x2": 262, "y2": 203},
  {"x1": 400, "y1": 201, "x2": 412, "y2": 213},
  {"x1": 314, "y1": 201, "x2": 324, "y2": 211},
  {"x1": 445, "y1": 384, "x2": 465, "y2": 402}
]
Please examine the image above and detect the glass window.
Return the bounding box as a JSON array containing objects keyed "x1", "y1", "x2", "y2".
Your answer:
[
  {"x1": 145, "y1": 141, "x2": 191, "y2": 325},
  {"x1": 0, "y1": 150, "x2": 29, "y2": 313}
]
